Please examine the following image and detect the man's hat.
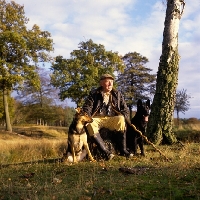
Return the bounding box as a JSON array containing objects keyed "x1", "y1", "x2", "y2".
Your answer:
[{"x1": 100, "y1": 74, "x2": 114, "y2": 81}]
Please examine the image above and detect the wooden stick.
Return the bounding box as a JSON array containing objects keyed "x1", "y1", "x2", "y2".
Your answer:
[
  {"x1": 110, "y1": 105, "x2": 170, "y2": 161},
  {"x1": 126, "y1": 120, "x2": 170, "y2": 161}
]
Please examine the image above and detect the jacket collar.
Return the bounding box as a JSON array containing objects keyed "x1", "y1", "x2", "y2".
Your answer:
[{"x1": 97, "y1": 86, "x2": 117, "y2": 93}]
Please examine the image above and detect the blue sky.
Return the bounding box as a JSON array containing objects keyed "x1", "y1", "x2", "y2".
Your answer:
[{"x1": 9, "y1": 0, "x2": 200, "y2": 119}]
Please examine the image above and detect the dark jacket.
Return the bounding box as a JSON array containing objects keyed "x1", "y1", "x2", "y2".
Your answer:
[{"x1": 82, "y1": 87, "x2": 129, "y2": 118}]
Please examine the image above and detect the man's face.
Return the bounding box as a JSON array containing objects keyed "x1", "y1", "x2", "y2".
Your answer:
[{"x1": 100, "y1": 78, "x2": 114, "y2": 92}]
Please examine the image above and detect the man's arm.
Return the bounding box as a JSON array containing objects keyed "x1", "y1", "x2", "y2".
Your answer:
[{"x1": 82, "y1": 92, "x2": 94, "y2": 117}]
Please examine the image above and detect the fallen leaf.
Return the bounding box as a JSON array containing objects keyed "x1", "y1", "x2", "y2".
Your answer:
[
  {"x1": 20, "y1": 172, "x2": 35, "y2": 178},
  {"x1": 53, "y1": 177, "x2": 62, "y2": 184},
  {"x1": 79, "y1": 196, "x2": 91, "y2": 200}
]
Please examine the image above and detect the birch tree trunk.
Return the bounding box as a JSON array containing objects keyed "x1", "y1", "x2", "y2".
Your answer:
[{"x1": 147, "y1": 0, "x2": 185, "y2": 145}]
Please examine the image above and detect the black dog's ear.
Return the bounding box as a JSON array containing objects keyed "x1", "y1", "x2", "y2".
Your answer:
[
  {"x1": 146, "y1": 99, "x2": 151, "y2": 109},
  {"x1": 137, "y1": 99, "x2": 142, "y2": 107}
]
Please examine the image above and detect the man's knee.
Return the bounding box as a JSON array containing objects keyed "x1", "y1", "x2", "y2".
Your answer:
[
  {"x1": 116, "y1": 115, "x2": 125, "y2": 123},
  {"x1": 113, "y1": 115, "x2": 126, "y2": 131}
]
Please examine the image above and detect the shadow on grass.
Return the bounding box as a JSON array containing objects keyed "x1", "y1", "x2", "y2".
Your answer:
[{"x1": 0, "y1": 157, "x2": 63, "y2": 169}]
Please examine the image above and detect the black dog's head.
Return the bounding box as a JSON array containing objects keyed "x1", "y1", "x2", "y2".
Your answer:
[
  {"x1": 130, "y1": 99, "x2": 151, "y2": 131},
  {"x1": 137, "y1": 99, "x2": 150, "y2": 119}
]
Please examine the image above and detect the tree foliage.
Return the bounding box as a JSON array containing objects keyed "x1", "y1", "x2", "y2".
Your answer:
[
  {"x1": 17, "y1": 68, "x2": 56, "y2": 105},
  {"x1": 0, "y1": 0, "x2": 54, "y2": 131},
  {"x1": 13, "y1": 100, "x2": 75, "y2": 126},
  {"x1": 174, "y1": 88, "x2": 191, "y2": 123},
  {"x1": 50, "y1": 39, "x2": 125, "y2": 107},
  {"x1": 14, "y1": 68, "x2": 76, "y2": 126},
  {"x1": 116, "y1": 52, "x2": 156, "y2": 119},
  {"x1": 15, "y1": 68, "x2": 58, "y2": 125}
]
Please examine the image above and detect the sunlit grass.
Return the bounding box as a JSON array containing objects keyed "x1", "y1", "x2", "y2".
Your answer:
[
  {"x1": 0, "y1": 127, "x2": 67, "y2": 164},
  {"x1": 174, "y1": 123, "x2": 200, "y2": 131},
  {"x1": 0, "y1": 124, "x2": 200, "y2": 199},
  {"x1": 0, "y1": 143, "x2": 200, "y2": 199}
]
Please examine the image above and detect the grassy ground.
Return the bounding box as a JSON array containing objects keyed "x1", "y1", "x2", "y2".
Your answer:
[{"x1": 0, "y1": 126, "x2": 200, "y2": 199}]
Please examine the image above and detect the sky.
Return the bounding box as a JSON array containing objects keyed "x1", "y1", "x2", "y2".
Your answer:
[{"x1": 8, "y1": 0, "x2": 200, "y2": 119}]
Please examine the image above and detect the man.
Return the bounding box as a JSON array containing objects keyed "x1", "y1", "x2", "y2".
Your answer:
[{"x1": 82, "y1": 74, "x2": 132, "y2": 160}]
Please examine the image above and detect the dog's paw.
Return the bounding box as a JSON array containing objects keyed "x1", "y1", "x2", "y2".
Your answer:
[{"x1": 73, "y1": 158, "x2": 78, "y2": 163}]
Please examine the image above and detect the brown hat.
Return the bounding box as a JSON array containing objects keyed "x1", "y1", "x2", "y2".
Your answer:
[{"x1": 100, "y1": 74, "x2": 114, "y2": 81}]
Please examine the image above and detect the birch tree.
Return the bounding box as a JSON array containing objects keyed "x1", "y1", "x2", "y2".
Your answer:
[{"x1": 146, "y1": 0, "x2": 185, "y2": 144}]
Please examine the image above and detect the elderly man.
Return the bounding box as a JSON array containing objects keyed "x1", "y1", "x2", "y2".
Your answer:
[{"x1": 82, "y1": 74, "x2": 132, "y2": 160}]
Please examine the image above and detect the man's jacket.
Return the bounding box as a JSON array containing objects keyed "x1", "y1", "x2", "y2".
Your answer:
[{"x1": 82, "y1": 87, "x2": 129, "y2": 118}]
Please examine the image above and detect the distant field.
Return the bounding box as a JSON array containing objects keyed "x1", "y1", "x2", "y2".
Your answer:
[
  {"x1": 0, "y1": 125, "x2": 200, "y2": 199},
  {"x1": 0, "y1": 126, "x2": 68, "y2": 164},
  {"x1": 173, "y1": 123, "x2": 200, "y2": 143}
]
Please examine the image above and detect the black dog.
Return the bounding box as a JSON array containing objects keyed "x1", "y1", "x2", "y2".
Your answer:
[{"x1": 127, "y1": 99, "x2": 150, "y2": 156}]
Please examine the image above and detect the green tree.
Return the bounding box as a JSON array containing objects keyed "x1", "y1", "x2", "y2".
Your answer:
[
  {"x1": 50, "y1": 39, "x2": 124, "y2": 106},
  {"x1": 63, "y1": 106, "x2": 75, "y2": 127},
  {"x1": 15, "y1": 68, "x2": 75, "y2": 126},
  {"x1": 146, "y1": 0, "x2": 185, "y2": 144},
  {"x1": 0, "y1": 0, "x2": 53, "y2": 131},
  {"x1": 12, "y1": 100, "x2": 26, "y2": 125},
  {"x1": 52, "y1": 106, "x2": 75, "y2": 127},
  {"x1": 117, "y1": 52, "x2": 156, "y2": 119},
  {"x1": 0, "y1": 91, "x2": 15, "y2": 125},
  {"x1": 15, "y1": 68, "x2": 64, "y2": 125},
  {"x1": 13, "y1": 101, "x2": 75, "y2": 127},
  {"x1": 174, "y1": 89, "x2": 191, "y2": 125}
]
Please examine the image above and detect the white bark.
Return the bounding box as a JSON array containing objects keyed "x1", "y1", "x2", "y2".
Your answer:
[{"x1": 163, "y1": 0, "x2": 185, "y2": 61}]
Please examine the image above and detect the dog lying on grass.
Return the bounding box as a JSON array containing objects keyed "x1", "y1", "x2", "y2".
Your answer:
[{"x1": 65, "y1": 108, "x2": 95, "y2": 163}]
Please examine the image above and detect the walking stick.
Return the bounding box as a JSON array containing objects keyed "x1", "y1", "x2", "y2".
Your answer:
[
  {"x1": 126, "y1": 120, "x2": 170, "y2": 161},
  {"x1": 111, "y1": 105, "x2": 170, "y2": 161}
]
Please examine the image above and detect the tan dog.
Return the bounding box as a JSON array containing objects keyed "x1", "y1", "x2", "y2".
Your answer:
[{"x1": 67, "y1": 108, "x2": 95, "y2": 163}]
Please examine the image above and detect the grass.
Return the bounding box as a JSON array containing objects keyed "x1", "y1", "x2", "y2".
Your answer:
[
  {"x1": 0, "y1": 126, "x2": 67, "y2": 164},
  {"x1": 173, "y1": 123, "x2": 200, "y2": 143},
  {"x1": 0, "y1": 125, "x2": 200, "y2": 199}
]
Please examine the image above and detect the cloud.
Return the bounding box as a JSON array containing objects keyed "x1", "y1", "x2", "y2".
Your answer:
[{"x1": 7, "y1": 0, "x2": 200, "y2": 118}]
